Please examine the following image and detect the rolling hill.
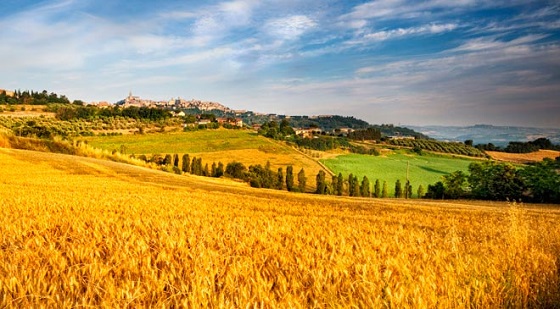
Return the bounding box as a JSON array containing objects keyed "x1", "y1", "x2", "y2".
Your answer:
[
  {"x1": 1, "y1": 147, "x2": 559, "y2": 307},
  {"x1": 83, "y1": 129, "x2": 330, "y2": 189}
]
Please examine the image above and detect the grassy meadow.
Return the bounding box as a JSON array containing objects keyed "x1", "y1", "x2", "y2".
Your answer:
[
  {"x1": 322, "y1": 152, "x2": 477, "y2": 196},
  {"x1": 1, "y1": 148, "x2": 559, "y2": 307}
]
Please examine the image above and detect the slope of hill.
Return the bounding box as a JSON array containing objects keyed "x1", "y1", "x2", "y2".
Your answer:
[
  {"x1": 406, "y1": 124, "x2": 560, "y2": 146},
  {"x1": 1, "y1": 148, "x2": 559, "y2": 307},
  {"x1": 83, "y1": 129, "x2": 330, "y2": 189}
]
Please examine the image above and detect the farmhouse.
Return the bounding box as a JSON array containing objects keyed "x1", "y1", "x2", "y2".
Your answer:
[
  {"x1": 295, "y1": 128, "x2": 322, "y2": 138},
  {"x1": 216, "y1": 117, "x2": 243, "y2": 127}
]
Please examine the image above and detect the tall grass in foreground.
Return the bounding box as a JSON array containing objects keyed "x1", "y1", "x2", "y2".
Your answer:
[{"x1": 0, "y1": 149, "x2": 559, "y2": 307}]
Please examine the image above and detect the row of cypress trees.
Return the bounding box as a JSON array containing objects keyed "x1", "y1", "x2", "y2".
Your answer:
[{"x1": 315, "y1": 172, "x2": 425, "y2": 198}]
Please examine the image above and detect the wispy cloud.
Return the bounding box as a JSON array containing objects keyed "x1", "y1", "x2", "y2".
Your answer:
[
  {"x1": 451, "y1": 34, "x2": 548, "y2": 52},
  {"x1": 360, "y1": 23, "x2": 457, "y2": 42}
]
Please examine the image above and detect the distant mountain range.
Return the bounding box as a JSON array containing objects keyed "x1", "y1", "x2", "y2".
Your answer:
[{"x1": 405, "y1": 124, "x2": 560, "y2": 147}]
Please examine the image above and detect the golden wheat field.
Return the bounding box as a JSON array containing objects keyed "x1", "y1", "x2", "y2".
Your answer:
[{"x1": 1, "y1": 148, "x2": 559, "y2": 308}]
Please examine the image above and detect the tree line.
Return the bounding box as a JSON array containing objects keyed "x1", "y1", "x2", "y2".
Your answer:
[
  {"x1": 128, "y1": 149, "x2": 560, "y2": 204},
  {"x1": 313, "y1": 172, "x2": 421, "y2": 199},
  {"x1": 0, "y1": 89, "x2": 72, "y2": 105},
  {"x1": 475, "y1": 138, "x2": 559, "y2": 153},
  {"x1": 424, "y1": 158, "x2": 560, "y2": 203}
]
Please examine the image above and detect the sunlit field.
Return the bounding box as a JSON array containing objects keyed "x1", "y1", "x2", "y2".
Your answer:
[{"x1": 1, "y1": 148, "x2": 559, "y2": 307}]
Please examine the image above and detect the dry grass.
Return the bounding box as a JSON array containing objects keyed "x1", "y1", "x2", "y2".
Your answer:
[
  {"x1": 1, "y1": 148, "x2": 559, "y2": 308},
  {"x1": 486, "y1": 149, "x2": 560, "y2": 164}
]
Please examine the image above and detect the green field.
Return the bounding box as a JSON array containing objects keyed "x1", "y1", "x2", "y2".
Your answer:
[
  {"x1": 83, "y1": 129, "x2": 275, "y2": 154},
  {"x1": 322, "y1": 152, "x2": 476, "y2": 196}
]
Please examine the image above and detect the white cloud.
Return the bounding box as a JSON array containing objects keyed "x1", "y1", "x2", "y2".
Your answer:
[
  {"x1": 358, "y1": 23, "x2": 457, "y2": 42},
  {"x1": 264, "y1": 15, "x2": 317, "y2": 40},
  {"x1": 452, "y1": 34, "x2": 548, "y2": 52}
]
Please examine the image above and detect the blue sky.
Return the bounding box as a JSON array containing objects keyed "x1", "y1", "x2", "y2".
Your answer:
[{"x1": 0, "y1": 0, "x2": 559, "y2": 127}]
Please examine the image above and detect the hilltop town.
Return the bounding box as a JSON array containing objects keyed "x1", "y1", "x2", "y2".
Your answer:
[{"x1": 117, "y1": 91, "x2": 236, "y2": 113}]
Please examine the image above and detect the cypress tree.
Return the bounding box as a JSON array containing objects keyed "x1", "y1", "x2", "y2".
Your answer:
[
  {"x1": 211, "y1": 162, "x2": 217, "y2": 177},
  {"x1": 336, "y1": 173, "x2": 344, "y2": 196},
  {"x1": 191, "y1": 157, "x2": 197, "y2": 174},
  {"x1": 164, "y1": 154, "x2": 173, "y2": 165},
  {"x1": 298, "y1": 168, "x2": 306, "y2": 192},
  {"x1": 352, "y1": 175, "x2": 360, "y2": 197},
  {"x1": 332, "y1": 174, "x2": 338, "y2": 192},
  {"x1": 173, "y1": 154, "x2": 179, "y2": 167},
  {"x1": 182, "y1": 154, "x2": 190, "y2": 173},
  {"x1": 395, "y1": 179, "x2": 403, "y2": 198},
  {"x1": 316, "y1": 170, "x2": 327, "y2": 194},
  {"x1": 216, "y1": 162, "x2": 224, "y2": 177},
  {"x1": 382, "y1": 181, "x2": 389, "y2": 198},
  {"x1": 277, "y1": 167, "x2": 284, "y2": 190},
  {"x1": 405, "y1": 180, "x2": 412, "y2": 199},
  {"x1": 203, "y1": 163, "x2": 209, "y2": 177},
  {"x1": 361, "y1": 176, "x2": 371, "y2": 197},
  {"x1": 348, "y1": 173, "x2": 355, "y2": 196},
  {"x1": 417, "y1": 185, "x2": 425, "y2": 198},
  {"x1": 197, "y1": 158, "x2": 203, "y2": 175},
  {"x1": 374, "y1": 179, "x2": 381, "y2": 198},
  {"x1": 286, "y1": 165, "x2": 294, "y2": 191}
]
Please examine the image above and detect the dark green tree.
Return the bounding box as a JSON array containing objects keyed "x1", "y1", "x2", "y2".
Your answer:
[
  {"x1": 382, "y1": 181, "x2": 389, "y2": 198},
  {"x1": 277, "y1": 167, "x2": 284, "y2": 190},
  {"x1": 211, "y1": 162, "x2": 217, "y2": 177},
  {"x1": 442, "y1": 171, "x2": 468, "y2": 199},
  {"x1": 374, "y1": 179, "x2": 381, "y2": 198},
  {"x1": 336, "y1": 173, "x2": 344, "y2": 196},
  {"x1": 406, "y1": 181, "x2": 413, "y2": 199},
  {"x1": 196, "y1": 158, "x2": 203, "y2": 175},
  {"x1": 191, "y1": 157, "x2": 197, "y2": 174},
  {"x1": 520, "y1": 159, "x2": 560, "y2": 203},
  {"x1": 361, "y1": 176, "x2": 370, "y2": 197},
  {"x1": 163, "y1": 154, "x2": 173, "y2": 166},
  {"x1": 352, "y1": 175, "x2": 360, "y2": 197},
  {"x1": 286, "y1": 165, "x2": 294, "y2": 191},
  {"x1": 316, "y1": 170, "x2": 327, "y2": 194},
  {"x1": 425, "y1": 181, "x2": 445, "y2": 199},
  {"x1": 225, "y1": 161, "x2": 246, "y2": 179},
  {"x1": 348, "y1": 173, "x2": 355, "y2": 196},
  {"x1": 417, "y1": 185, "x2": 425, "y2": 198},
  {"x1": 173, "y1": 154, "x2": 179, "y2": 168},
  {"x1": 216, "y1": 162, "x2": 224, "y2": 177},
  {"x1": 395, "y1": 179, "x2": 403, "y2": 198},
  {"x1": 182, "y1": 154, "x2": 190, "y2": 173},
  {"x1": 468, "y1": 162, "x2": 524, "y2": 201},
  {"x1": 298, "y1": 168, "x2": 307, "y2": 192}
]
